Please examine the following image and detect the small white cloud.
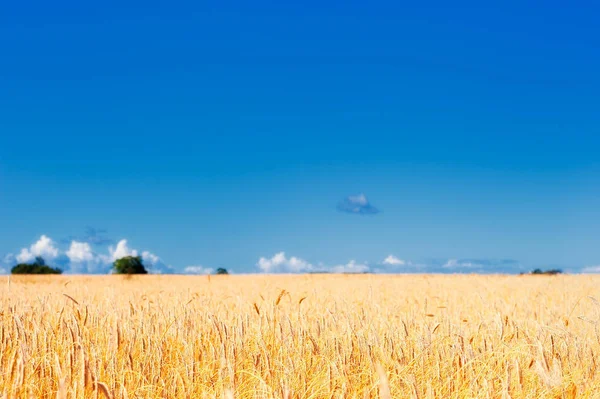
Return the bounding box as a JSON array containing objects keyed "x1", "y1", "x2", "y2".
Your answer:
[
  {"x1": 16, "y1": 249, "x2": 33, "y2": 264},
  {"x1": 443, "y1": 259, "x2": 477, "y2": 269},
  {"x1": 329, "y1": 260, "x2": 370, "y2": 274},
  {"x1": 141, "y1": 251, "x2": 159, "y2": 265},
  {"x1": 257, "y1": 253, "x2": 373, "y2": 274},
  {"x1": 383, "y1": 255, "x2": 405, "y2": 266},
  {"x1": 141, "y1": 251, "x2": 174, "y2": 274},
  {"x1": 16, "y1": 235, "x2": 60, "y2": 263},
  {"x1": 337, "y1": 193, "x2": 380, "y2": 215},
  {"x1": 257, "y1": 252, "x2": 313, "y2": 273},
  {"x1": 109, "y1": 239, "x2": 138, "y2": 261},
  {"x1": 581, "y1": 265, "x2": 600, "y2": 273},
  {"x1": 66, "y1": 241, "x2": 95, "y2": 263},
  {"x1": 184, "y1": 265, "x2": 214, "y2": 275},
  {"x1": 349, "y1": 194, "x2": 368, "y2": 206},
  {"x1": 65, "y1": 241, "x2": 109, "y2": 273}
]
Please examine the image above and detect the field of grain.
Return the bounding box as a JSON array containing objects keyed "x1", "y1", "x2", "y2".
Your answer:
[{"x1": 1, "y1": 274, "x2": 599, "y2": 398}]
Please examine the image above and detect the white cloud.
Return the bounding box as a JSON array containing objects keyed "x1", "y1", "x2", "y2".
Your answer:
[
  {"x1": 65, "y1": 241, "x2": 110, "y2": 274},
  {"x1": 383, "y1": 255, "x2": 405, "y2": 266},
  {"x1": 337, "y1": 193, "x2": 380, "y2": 215},
  {"x1": 16, "y1": 249, "x2": 33, "y2": 264},
  {"x1": 4, "y1": 235, "x2": 170, "y2": 274},
  {"x1": 66, "y1": 241, "x2": 95, "y2": 263},
  {"x1": 443, "y1": 259, "x2": 477, "y2": 269},
  {"x1": 16, "y1": 235, "x2": 60, "y2": 263},
  {"x1": 141, "y1": 251, "x2": 159, "y2": 265},
  {"x1": 109, "y1": 239, "x2": 138, "y2": 261},
  {"x1": 329, "y1": 260, "x2": 370, "y2": 274},
  {"x1": 257, "y1": 252, "x2": 313, "y2": 273},
  {"x1": 256, "y1": 253, "x2": 372, "y2": 274},
  {"x1": 184, "y1": 265, "x2": 214, "y2": 275},
  {"x1": 349, "y1": 194, "x2": 368, "y2": 206},
  {"x1": 581, "y1": 265, "x2": 600, "y2": 273},
  {"x1": 141, "y1": 251, "x2": 174, "y2": 274}
]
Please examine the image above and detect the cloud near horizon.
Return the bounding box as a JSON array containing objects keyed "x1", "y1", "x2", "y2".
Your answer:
[
  {"x1": 337, "y1": 193, "x2": 380, "y2": 215},
  {"x1": 581, "y1": 265, "x2": 600, "y2": 273},
  {"x1": 383, "y1": 255, "x2": 406, "y2": 266},
  {"x1": 256, "y1": 252, "x2": 370, "y2": 274},
  {"x1": 218, "y1": 255, "x2": 557, "y2": 275},
  {"x1": 328, "y1": 260, "x2": 370, "y2": 273},
  {"x1": 257, "y1": 252, "x2": 314, "y2": 273},
  {"x1": 16, "y1": 235, "x2": 60, "y2": 264},
  {"x1": 440, "y1": 258, "x2": 522, "y2": 273},
  {"x1": 1, "y1": 235, "x2": 172, "y2": 274},
  {"x1": 2, "y1": 238, "x2": 593, "y2": 275},
  {"x1": 183, "y1": 265, "x2": 215, "y2": 275}
]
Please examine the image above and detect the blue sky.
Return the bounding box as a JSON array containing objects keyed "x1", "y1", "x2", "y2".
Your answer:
[{"x1": 1, "y1": 1, "x2": 599, "y2": 274}]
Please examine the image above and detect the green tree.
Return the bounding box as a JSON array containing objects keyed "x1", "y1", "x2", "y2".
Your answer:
[
  {"x1": 531, "y1": 268, "x2": 543, "y2": 274},
  {"x1": 529, "y1": 268, "x2": 563, "y2": 275},
  {"x1": 215, "y1": 267, "x2": 229, "y2": 275},
  {"x1": 11, "y1": 257, "x2": 62, "y2": 274},
  {"x1": 112, "y1": 256, "x2": 148, "y2": 275}
]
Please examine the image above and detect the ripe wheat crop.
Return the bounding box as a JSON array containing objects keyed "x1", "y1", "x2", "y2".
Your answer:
[{"x1": 1, "y1": 274, "x2": 600, "y2": 398}]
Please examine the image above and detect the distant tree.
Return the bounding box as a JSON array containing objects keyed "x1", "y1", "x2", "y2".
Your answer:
[
  {"x1": 543, "y1": 269, "x2": 563, "y2": 275},
  {"x1": 113, "y1": 256, "x2": 148, "y2": 275},
  {"x1": 215, "y1": 268, "x2": 229, "y2": 275},
  {"x1": 11, "y1": 257, "x2": 62, "y2": 274},
  {"x1": 530, "y1": 268, "x2": 563, "y2": 276},
  {"x1": 531, "y1": 268, "x2": 543, "y2": 275}
]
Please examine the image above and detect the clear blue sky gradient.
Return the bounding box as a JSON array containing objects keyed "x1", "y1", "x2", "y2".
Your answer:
[{"x1": 1, "y1": 1, "x2": 599, "y2": 273}]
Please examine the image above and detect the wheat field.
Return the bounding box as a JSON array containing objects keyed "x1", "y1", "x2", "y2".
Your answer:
[{"x1": 1, "y1": 274, "x2": 599, "y2": 398}]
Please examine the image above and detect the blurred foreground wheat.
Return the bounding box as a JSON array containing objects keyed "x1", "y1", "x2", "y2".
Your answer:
[{"x1": 1, "y1": 274, "x2": 599, "y2": 398}]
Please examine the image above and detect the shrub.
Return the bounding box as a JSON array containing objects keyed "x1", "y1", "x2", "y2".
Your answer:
[
  {"x1": 11, "y1": 257, "x2": 62, "y2": 274},
  {"x1": 113, "y1": 256, "x2": 148, "y2": 275},
  {"x1": 529, "y1": 268, "x2": 563, "y2": 275}
]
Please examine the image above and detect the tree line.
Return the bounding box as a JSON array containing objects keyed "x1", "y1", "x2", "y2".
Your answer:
[{"x1": 10, "y1": 256, "x2": 229, "y2": 275}]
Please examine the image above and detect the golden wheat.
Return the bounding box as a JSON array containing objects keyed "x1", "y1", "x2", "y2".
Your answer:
[{"x1": 1, "y1": 274, "x2": 599, "y2": 398}]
